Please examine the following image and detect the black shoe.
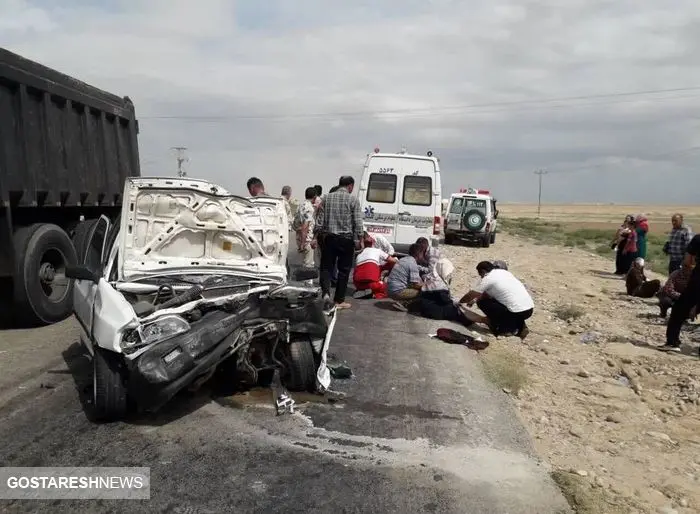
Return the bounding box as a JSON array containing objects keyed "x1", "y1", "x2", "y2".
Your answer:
[
  {"x1": 659, "y1": 309, "x2": 668, "y2": 318},
  {"x1": 659, "y1": 343, "x2": 681, "y2": 353}
]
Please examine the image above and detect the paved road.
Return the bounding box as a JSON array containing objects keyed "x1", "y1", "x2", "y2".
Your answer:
[{"x1": 0, "y1": 247, "x2": 570, "y2": 513}]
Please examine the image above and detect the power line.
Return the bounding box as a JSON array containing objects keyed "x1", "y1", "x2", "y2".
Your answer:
[{"x1": 139, "y1": 85, "x2": 700, "y2": 122}]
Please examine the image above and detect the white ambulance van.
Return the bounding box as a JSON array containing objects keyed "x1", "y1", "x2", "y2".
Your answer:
[{"x1": 357, "y1": 147, "x2": 442, "y2": 253}]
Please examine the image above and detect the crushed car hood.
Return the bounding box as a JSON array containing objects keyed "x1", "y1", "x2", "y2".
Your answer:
[{"x1": 118, "y1": 177, "x2": 288, "y2": 281}]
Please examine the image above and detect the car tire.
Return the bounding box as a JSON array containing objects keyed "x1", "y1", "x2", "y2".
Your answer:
[
  {"x1": 72, "y1": 219, "x2": 99, "y2": 264},
  {"x1": 92, "y1": 348, "x2": 128, "y2": 422},
  {"x1": 285, "y1": 339, "x2": 316, "y2": 391},
  {"x1": 463, "y1": 209, "x2": 486, "y2": 231},
  {"x1": 12, "y1": 223, "x2": 78, "y2": 326},
  {"x1": 482, "y1": 235, "x2": 491, "y2": 248},
  {"x1": 444, "y1": 233, "x2": 455, "y2": 245},
  {"x1": 490, "y1": 232, "x2": 496, "y2": 244}
]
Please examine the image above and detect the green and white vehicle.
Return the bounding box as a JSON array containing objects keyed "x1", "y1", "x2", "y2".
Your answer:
[{"x1": 443, "y1": 189, "x2": 499, "y2": 247}]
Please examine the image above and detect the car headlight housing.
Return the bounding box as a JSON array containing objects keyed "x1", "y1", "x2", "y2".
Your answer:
[{"x1": 138, "y1": 315, "x2": 191, "y2": 346}]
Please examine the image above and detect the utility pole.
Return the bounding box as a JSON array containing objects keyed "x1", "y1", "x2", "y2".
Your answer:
[
  {"x1": 534, "y1": 170, "x2": 547, "y2": 218},
  {"x1": 171, "y1": 146, "x2": 188, "y2": 177}
]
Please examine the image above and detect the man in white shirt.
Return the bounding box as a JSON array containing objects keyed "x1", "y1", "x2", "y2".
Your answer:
[
  {"x1": 362, "y1": 231, "x2": 395, "y2": 256},
  {"x1": 458, "y1": 261, "x2": 534, "y2": 340},
  {"x1": 352, "y1": 243, "x2": 398, "y2": 299}
]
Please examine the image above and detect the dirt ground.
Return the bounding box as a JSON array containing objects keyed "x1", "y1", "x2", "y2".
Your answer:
[
  {"x1": 500, "y1": 203, "x2": 700, "y2": 235},
  {"x1": 444, "y1": 230, "x2": 700, "y2": 514}
]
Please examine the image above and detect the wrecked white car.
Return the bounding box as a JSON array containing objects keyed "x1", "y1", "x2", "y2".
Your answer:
[{"x1": 66, "y1": 177, "x2": 336, "y2": 421}]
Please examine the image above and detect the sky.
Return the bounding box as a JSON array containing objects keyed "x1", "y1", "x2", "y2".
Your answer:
[{"x1": 2, "y1": 0, "x2": 700, "y2": 203}]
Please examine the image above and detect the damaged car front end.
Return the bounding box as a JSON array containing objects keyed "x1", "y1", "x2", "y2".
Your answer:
[{"x1": 67, "y1": 177, "x2": 336, "y2": 422}]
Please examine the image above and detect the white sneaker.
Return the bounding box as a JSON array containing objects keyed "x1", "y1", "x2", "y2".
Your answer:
[{"x1": 353, "y1": 289, "x2": 373, "y2": 299}]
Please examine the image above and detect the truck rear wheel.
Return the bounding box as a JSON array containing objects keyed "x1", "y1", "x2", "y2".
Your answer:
[{"x1": 13, "y1": 224, "x2": 77, "y2": 326}]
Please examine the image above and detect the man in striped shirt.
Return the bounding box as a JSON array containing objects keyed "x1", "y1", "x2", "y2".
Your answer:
[
  {"x1": 663, "y1": 214, "x2": 693, "y2": 274},
  {"x1": 315, "y1": 176, "x2": 363, "y2": 309}
]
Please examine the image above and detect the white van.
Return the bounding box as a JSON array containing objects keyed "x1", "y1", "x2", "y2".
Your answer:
[{"x1": 357, "y1": 148, "x2": 442, "y2": 253}]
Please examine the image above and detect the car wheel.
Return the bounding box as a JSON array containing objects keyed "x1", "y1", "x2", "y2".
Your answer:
[
  {"x1": 284, "y1": 338, "x2": 316, "y2": 391},
  {"x1": 444, "y1": 234, "x2": 455, "y2": 245},
  {"x1": 92, "y1": 348, "x2": 128, "y2": 422},
  {"x1": 12, "y1": 223, "x2": 78, "y2": 326},
  {"x1": 482, "y1": 235, "x2": 491, "y2": 248},
  {"x1": 490, "y1": 232, "x2": 496, "y2": 244}
]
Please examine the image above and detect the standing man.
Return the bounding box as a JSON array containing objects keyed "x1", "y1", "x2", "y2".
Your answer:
[
  {"x1": 293, "y1": 187, "x2": 317, "y2": 268},
  {"x1": 315, "y1": 176, "x2": 363, "y2": 309},
  {"x1": 247, "y1": 177, "x2": 265, "y2": 197},
  {"x1": 661, "y1": 234, "x2": 700, "y2": 353},
  {"x1": 313, "y1": 185, "x2": 323, "y2": 210},
  {"x1": 281, "y1": 185, "x2": 293, "y2": 227},
  {"x1": 458, "y1": 261, "x2": 534, "y2": 340},
  {"x1": 663, "y1": 214, "x2": 693, "y2": 274}
]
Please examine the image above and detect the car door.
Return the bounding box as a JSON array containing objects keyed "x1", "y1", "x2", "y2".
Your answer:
[
  {"x1": 361, "y1": 156, "x2": 400, "y2": 244},
  {"x1": 446, "y1": 197, "x2": 465, "y2": 231},
  {"x1": 395, "y1": 162, "x2": 436, "y2": 246},
  {"x1": 73, "y1": 215, "x2": 110, "y2": 340}
]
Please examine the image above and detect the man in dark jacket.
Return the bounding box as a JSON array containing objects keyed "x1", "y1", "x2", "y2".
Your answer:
[{"x1": 661, "y1": 234, "x2": 700, "y2": 352}]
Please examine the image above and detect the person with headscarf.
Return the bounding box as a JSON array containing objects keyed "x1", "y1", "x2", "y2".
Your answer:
[
  {"x1": 625, "y1": 258, "x2": 661, "y2": 298},
  {"x1": 612, "y1": 215, "x2": 635, "y2": 274},
  {"x1": 635, "y1": 214, "x2": 649, "y2": 260}
]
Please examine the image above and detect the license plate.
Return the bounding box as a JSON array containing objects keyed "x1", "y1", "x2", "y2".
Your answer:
[{"x1": 367, "y1": 226, "x2": 392, "y2": 234}]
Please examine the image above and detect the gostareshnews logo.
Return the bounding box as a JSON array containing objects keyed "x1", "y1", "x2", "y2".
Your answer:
[{"x1": 0, "y1": 467, "x2": 150, "y2": 500}]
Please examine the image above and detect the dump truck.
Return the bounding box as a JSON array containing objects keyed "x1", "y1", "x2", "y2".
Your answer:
[{"x1": 0, "y1": 48, "x2": 140, "y2": 325}]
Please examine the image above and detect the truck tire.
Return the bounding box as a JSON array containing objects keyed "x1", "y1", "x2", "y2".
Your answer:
[
  {"x1": 284, "y1": 339, "x2": 316, "y2": 392},
  {"x1": 72, "y1": 219, "x2": 99, "y2": 264},
  {"x1": 490, "y1": 232, "x2": 496, "y2": 244},
  {"x1": 92, "y1": 348, "x2": 128, "y2": 422},
  {"x1": 463, "y1": 209, "x2": 486, "y2": 231},
  {"x1": 444, "y1": 233, "x2": 455, "y2": 245},
  {"x1": 13, "y1": 224, "x2": 78, "y2": 326},
  {"x1": 482, "y1": 234, "x2": 491, "y2": 248}
]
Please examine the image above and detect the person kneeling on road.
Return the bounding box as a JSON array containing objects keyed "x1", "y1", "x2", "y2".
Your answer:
[
  {"x1": 387, "y1": 244, "x2": 430, "y2": 311},
  {"x1": 658, "y1": 262, "x2": 693, "y2": 318},
  {"x1": 458, "y1": 261, "x2": 534, "y2": 340},
  {"x1": 352, "y1": 242, "x2": 398, "y2": 299},
  {"x1": 625, "y1": 258, "x2": 661, "y2": 298}
]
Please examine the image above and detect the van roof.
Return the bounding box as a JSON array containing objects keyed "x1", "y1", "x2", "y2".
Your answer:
[
  {"x1": 450, "y1": 191, "x2": 495, "y2": 200},
  {"x1": 367, "y1": 152, "x2": 439, "y2": 164}
]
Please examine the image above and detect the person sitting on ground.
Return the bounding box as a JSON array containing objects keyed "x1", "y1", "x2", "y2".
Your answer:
[
  {"x1": 658, "y1": 262, "x2": 693, "y2": 318},
  {"x1": 415, "y1": 237, "x2": 455, "y2": 285},
  {"x1": 458, "y1": 261, "x2": 534, "y2": 340},
  {"x1": 362, "y1": 231, "x2": 394, "y2": 256},
  {"x1": 352, "y1": 241, "x2": 397, "y2": 299},
  {"x1": 387, "y1": 244, "x2": 428, "y2": 311},
  {"x1": 625, "y1": 258, "x2": 661, "y2": 298},
  {"x1": 414, "y1": 259, "x2": 472, "y2": 325}
]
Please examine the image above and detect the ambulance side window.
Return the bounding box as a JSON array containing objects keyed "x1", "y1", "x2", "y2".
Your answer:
[{"x1": 367, "y1": 173, "x2": 397, "y2": 203}]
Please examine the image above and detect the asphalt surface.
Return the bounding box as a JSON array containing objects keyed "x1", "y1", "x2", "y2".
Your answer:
[{"x1": 0, "y1": 255, "x2": 570, "y2": 513}]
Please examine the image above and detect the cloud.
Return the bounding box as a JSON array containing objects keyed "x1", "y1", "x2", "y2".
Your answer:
[{"x1": 3, "y1": 0, "x2": 700, "y2": 203}]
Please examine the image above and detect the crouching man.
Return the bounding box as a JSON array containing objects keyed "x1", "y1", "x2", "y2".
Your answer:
[
  {"x1": 458, "y1": 261, "x2": 534, "y2": 340},
  {"x1": 658, "y1": 262, "x2": 693, "y2": 318},
  {"x1": 352, "y1": 241, "x2": 398, "y2": 299},
  {"x1": 387, "y1": 244, "x2": 430, "y2": 311}
]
